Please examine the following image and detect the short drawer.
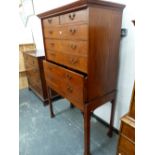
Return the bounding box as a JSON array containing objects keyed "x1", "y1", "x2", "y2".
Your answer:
[
  {"x1": 45, "y1": 39, "x2": 88, "y2": 56},
  {"x1": 60, "y1": 9, "x2": 88, "y2": 24},
  {"x1": 46, "y1": 51, "x2": 88, "y2": 73},
  {"x1": 43, "y1": 16, "x2": 59, "y2": 27},
  {"x1": 44, "y1": 61, "x2": 86, "y2": 110},
  {"x1": 118, "y1": 135, "x2": 135, "y2": 155},
  {"x1": 44, "y1": 26, "x2": 61, "y2": 39},
  {"x1": 121, "y1": 122, "x2": 135, "y2": 142}
]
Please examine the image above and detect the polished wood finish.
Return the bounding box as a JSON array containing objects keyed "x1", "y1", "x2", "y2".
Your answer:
[
  {"x1": 117, "y1": 84, "x2": 135, "y2": 155},
  {"x1": 38, "y1": 1, "x2": 125, "y2": 154}
]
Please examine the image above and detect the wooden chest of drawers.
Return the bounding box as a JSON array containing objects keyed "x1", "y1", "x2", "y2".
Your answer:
[
  {"x1": 23, "y1": 50, "x2": 57, "y2": 105},
  {"x1": 23, "y1": 51, "x2": 48, "y2": 103},
  {"x1": 38, "y1": 0, "x2": 125, "y2": 154}
]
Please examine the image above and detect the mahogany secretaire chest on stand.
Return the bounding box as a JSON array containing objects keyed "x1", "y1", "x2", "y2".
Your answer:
[{"x1": 38, "y1": 0, "x2": 125, "y2": 154}]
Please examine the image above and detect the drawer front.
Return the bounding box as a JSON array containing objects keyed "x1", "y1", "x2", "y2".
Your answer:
[
  {"x1": 121, "y1": 122, "x2": 135, "y2": 142},
  {"x1": 46, "y1": 51, "x2": 88, "y2": 73},
  {"x1": 44, "y1": 26, "x2": 61, "y2": 39},
  {"x1": 118, "y1": 135, "x2": 135, "y2": 155},
  {"x1": 60, "y1": 9, "x2": 88, "y2": 24},
  {"x1": 45, "y1": 39, "x2": 88, "y2": 56},
  {"x1": 44, "y1": 61, "x2": 85, "y2": 110},
  {"x1": 24, "y1": 55, "x2": 38, "y2": 69},
  {"x1": 43, "y1": 16, "x2": 59, "y2": 27},
  {"x1": 60, "y1": 24, "x2": 88, "y2": 40},
  {"x1": 44, "y1": 24, "x2": 88, "y2": 40}
]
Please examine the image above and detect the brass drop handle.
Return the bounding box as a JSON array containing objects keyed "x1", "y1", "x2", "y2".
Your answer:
[
  {"x1": 48, "y1": 19, "x2": 52, "y2": 24},
  {"x1": 70, "y1": 44, "x2": 77, "y2": 49},
  {"x1": 70, "y1": 58, "x2": 79, "y2": 65},
  {"x1": 49, "y1": 31, "x2": 53, "y2": 34},
  {"x1": 67, "y1": 86, "x2": 73, "y2": 93},
  {"x1": 69, "y1": 28, "x2": 77, "y2": 34},
  {"x1": 69, "y1": 13, "x2": 76, "y2": 20},
  {"x1": 65, "y1": 73, "x2": 72, "y2": 80},
  {"x1": 50, "y1": 42, "x2": 55, "y2": 46}
]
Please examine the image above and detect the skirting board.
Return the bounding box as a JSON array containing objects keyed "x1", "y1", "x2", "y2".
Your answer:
[{"x1": 92, "y1": 113, "x2": 119, "y2": 134}]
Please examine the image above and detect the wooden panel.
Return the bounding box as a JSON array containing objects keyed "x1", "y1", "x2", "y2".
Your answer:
[
  {"x1": 118, "y1": 135, "x2": 135, "y2": 155},
  {"x1": 60, "y1": 8, "x2": 88, "y2": 24},
  {"x1": 19, "y1": 43, "x2": 36, "y2": 52},
  {"x1": 19, "y1": 72, "x2": 28, "y2": 89},
  {"x1": 46, "y1": 50, "x2": 88, "y2": 73},
  {"x1": 19, "y1": 43, "x2": 36, "y2": 72},
  {"x1": 19, "y1": 50, "x2": 26, "y2": 72},
  {"x1": 44, "y1": 61, "x2": 86, "y2": 110},
  {"x1": 121, "y1": 122, "x2": 135, "y2": 142},
  {"x1": 88, "y1": 6, "x2": 123, "y2": 101},
  {"x1": 45, "y1": 39, "x2": 88, "y2": 56}
]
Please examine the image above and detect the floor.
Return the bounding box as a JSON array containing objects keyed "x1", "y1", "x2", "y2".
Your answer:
[{"x1": 19, "y1": 88, "x2": 118, "y2": 155}]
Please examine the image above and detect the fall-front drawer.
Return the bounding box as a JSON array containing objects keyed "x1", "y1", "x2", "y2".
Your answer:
[
  {"x1": 60, "y1": 9, "x2": 88, "y2": 24},
  {"x1": 46, "y1": 51, "x2": 88, "y2": 73},
  {"x1": 44, "y1": 61, "x2": 86, "y2": 110},
  {"x1": 45, "y1": 39, "x2": 88, "y2": 56}
]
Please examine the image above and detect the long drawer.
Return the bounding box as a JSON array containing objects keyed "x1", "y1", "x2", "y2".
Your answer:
[
  {"x1": 46, "y1": 50, "x2": 88, "y2": 73},
  {"x1": 44, "y1": 24, "x2": 88, "y2": 40},
  {"x1": 43, "y1": 61, "x2": 86, "y2": 110},
  {"x1": 45, "y1": 39, "x2": 88, "y2": 56}
]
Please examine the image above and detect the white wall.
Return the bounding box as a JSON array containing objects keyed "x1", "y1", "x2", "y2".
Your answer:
[{"x1": 19, "y1": 0, "x2": 135, "y2": 129}]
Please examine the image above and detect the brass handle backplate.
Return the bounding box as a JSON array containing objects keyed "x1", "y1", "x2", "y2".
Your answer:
[
  {"x1": 70, "y1": 58, "x2": 79, "y2": 65},
  {"x1": 65, "y1": 73, "x2": 72, "y2": 80},
  {"x1": 70, "y1": 44, "x2": 77, "y2": 49},
  {"x1": 69, "y1": 28, "x2": 77, "y2": 34},
  {"x1": 67, "y1": 86, "x2": 73, "y2": 93},
  {"x1": 48, "y1": 19, "x2": 52, "y2": 24},
  {"x1": 69, "y1": 13, "x2": 76, "y2": 20}
]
